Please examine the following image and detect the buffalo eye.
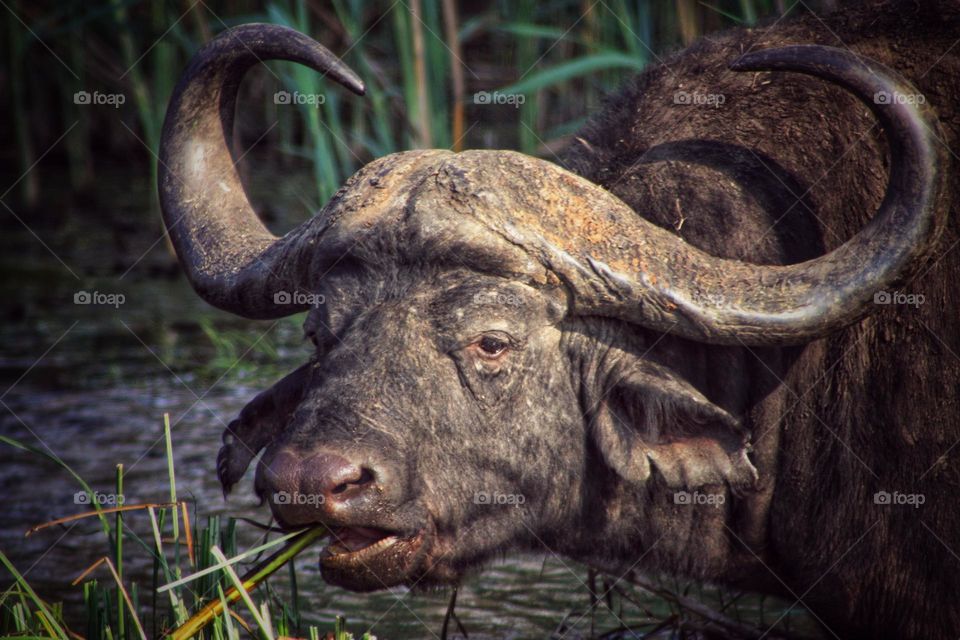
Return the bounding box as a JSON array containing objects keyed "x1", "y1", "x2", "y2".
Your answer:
[{"x1": 476, "y1": 335, "x2": 509, "y2": 359}]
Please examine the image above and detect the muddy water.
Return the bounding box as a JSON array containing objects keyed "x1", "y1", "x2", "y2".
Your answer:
[{"x1": 0, "y1": 169, "x2": 817, "y2": 639}]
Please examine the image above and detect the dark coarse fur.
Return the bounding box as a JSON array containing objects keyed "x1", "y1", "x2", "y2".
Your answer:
[
  {"x1": 202, "y1": 3, "x2": 960, "y2": 639},
  {"x1": 559, "y1": 1, "x2": 960, "y2": 637}
]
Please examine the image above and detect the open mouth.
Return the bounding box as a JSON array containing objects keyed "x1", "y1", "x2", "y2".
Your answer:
[
  {"x1": 323, "y1": 527, "x2": 400, "y2": 563},
  {"x1": 320, "y1": 526, "x2": 426, "y2": 590}
]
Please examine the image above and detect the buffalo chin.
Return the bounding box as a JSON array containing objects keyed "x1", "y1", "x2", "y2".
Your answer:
[{"x1": 320, "y1": 529, "x2": 428, "y2": 591}]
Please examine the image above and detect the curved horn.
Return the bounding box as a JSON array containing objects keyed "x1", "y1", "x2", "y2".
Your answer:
[
  {"x1": 612, "y1": 45, "x2": 951, "y2": 343},
  {"x1": 427, "y1": 45, "x2": 947, "y2": 345},
  {"x1": 159, "y1": 24, "x2": 364, "y2": 318}
]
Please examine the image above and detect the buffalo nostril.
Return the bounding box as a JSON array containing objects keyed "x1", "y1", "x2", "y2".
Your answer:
[
  {"x1": 356, "y1": 467, "x2": 375, "y2": 485},
  {"x1": 330, "y1": 467, "x2": 375, "y2": 495},
  {"x1": 296, "y1": 453, "x2": 381, "y2": 505}
]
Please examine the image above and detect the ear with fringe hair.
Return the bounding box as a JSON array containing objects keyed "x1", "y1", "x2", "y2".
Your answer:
[{"x1": 589, "y1": 357, "x2": 758, "y2": 490}]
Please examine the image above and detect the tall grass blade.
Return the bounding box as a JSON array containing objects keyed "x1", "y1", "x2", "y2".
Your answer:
[
  {"x1": 114, "y1": 464, "x2": 124, "y2": 640},
  {"x1": 170, "y1": 527, "x2": 326, "y2": 640},
  {"x1": 498, "y1": 52, "x2": 648, "y2": 96},
  {"x1": 163, "y1": 413, "x2": 179, "y2": 542},
  {"x1": 0, "y1": 551, "x2": 69, "y2": 639},
  {"x1": 158, "y1": 527, "x2": 310, "y2": 594},
  {"x1": 102, "y1": 557, "x2": 146, "y2": 640},
  {"x1": 0, "y1": 435, "x2": 111, "y2": 537},
  {"x1": 211, "y1": 546, "x2": 274, "y2": 640}
]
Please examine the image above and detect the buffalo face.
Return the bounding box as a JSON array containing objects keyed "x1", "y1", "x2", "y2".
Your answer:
[
  {"x1": 253, "y1": 272, "x2": 581, "y2": 590},
  {"x1": 241, "y1": 268, "x2": 762, "y2": 590}
]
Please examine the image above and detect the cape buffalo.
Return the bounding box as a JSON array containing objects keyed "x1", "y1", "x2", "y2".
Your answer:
[{"x1": 158, "y1": 2, "x2": 960, "y2": 638}]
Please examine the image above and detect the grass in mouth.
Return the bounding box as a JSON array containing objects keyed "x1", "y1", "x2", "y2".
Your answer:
[{"x1": 0, "y1": 415, "x2": 373, "y2": 640}]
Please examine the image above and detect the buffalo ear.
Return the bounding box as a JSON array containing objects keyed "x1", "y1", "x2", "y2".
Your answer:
[{"x1": 589, "y1": 358, "x2": 758, "y2": 490}]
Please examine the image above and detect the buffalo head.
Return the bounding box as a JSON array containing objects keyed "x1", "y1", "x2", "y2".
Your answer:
[{"x1": 159, "y1": 24, "x2": 948, "y2": 591}]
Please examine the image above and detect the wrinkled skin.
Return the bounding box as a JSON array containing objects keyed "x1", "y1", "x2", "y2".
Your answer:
[
  {"x1": 186, "y1": 2, "x2": 960, "y2": 639},
  {"x1": 235, "y1": 267, "x2": 764, "y2": 589},
  {"x1": 252, "y1": 271, "x2": 586, "y2": 587}
]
